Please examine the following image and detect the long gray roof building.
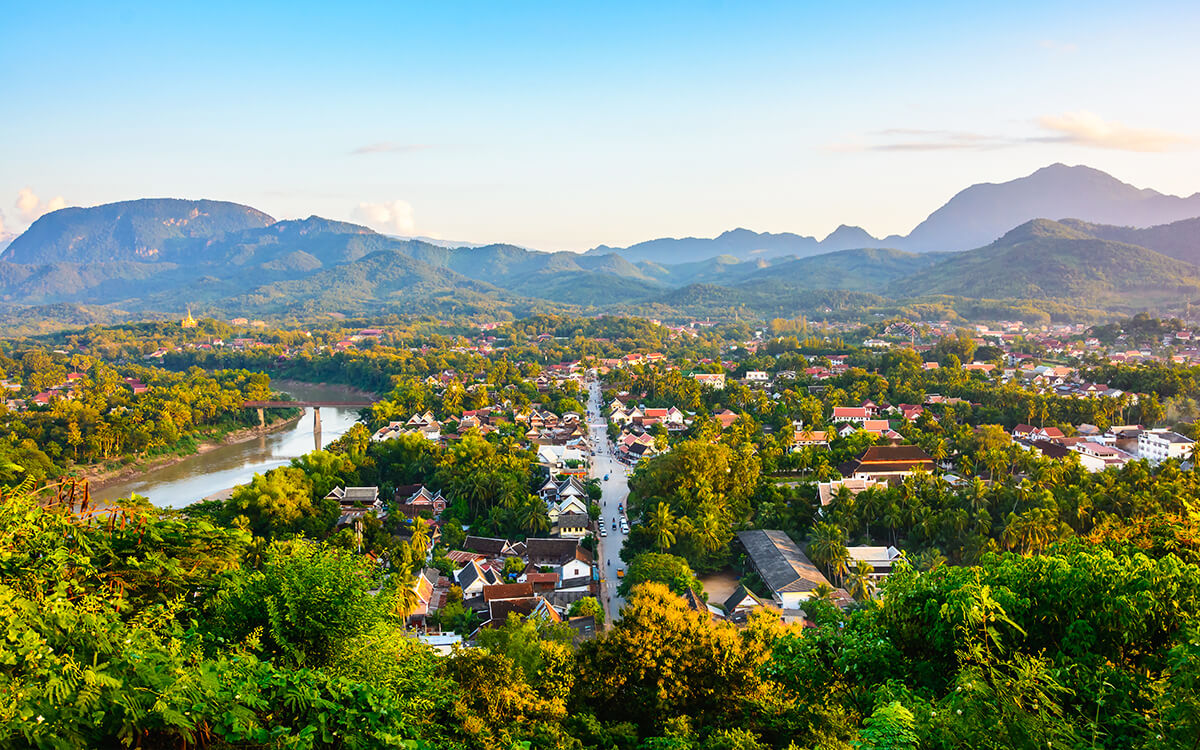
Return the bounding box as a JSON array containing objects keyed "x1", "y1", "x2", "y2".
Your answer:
[{"x1": 737, "y1": 529, "x2": 830, "y2": 599}]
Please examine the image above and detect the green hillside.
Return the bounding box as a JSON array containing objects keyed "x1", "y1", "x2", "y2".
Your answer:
[
  {"x1": 745, "y1": 247, "x2": 945, "y2": 292},
  {"x1": 1060, "y1": 216, "x2": 1200, "y2": 266},
  {"x1": 889, "y1": 219, "x2": 1200, "y2": 308},
  {"x1": 3, "y1": 199, "x2": 274, "y2": 264}
]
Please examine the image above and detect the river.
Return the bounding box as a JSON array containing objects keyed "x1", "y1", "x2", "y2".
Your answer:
[{"x1": 92, "y1": 382, "x2": 365, "y2": 508}]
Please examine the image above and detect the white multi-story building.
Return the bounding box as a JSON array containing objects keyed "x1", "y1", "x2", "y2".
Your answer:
[{"x1": 1137, "y1": 430, "x2": 1195, "y2": 463}]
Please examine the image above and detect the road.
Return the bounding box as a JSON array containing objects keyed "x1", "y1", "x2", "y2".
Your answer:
[{"x1": 586, "y1": 376, "x2": 630, "y2": 623}]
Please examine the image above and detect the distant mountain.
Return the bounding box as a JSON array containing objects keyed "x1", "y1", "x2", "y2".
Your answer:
[
  {"x1": 744, "y1": 248, "x2": 945, "y2": 293},
  {"x1": 889, "y1": 219, "x2": 1200, "y2": 307},
  {"x1": 588, "y1": 228, "x2": 825, "y2": 264},
  {"x1": 588, "y1": 164, "x2": 1200, "y2": 261},
  {"x1": 3, "y1": 198, "x2": 274, "y2": 264},
  {"x1": 898, "y1": 164, "x2": 1200, "y2": 252},
  {"x1": 1058, "y1": 216, "x2": 1200, "y2": 267},
  {"x1": 6, "y1": 189, "x2": 1200, "y2": 324}
]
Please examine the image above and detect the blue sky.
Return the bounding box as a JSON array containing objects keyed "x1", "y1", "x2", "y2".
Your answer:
[{"x1": 2, "y1": 1, "x2": 1198, "y2": 250}]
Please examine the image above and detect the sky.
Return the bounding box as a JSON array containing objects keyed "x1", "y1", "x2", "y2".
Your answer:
[{"x1": 2, "y1": 1, "x2": 1199, "y2": 251}]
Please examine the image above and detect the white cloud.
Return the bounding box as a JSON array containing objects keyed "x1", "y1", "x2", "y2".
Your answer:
[
  {"x1": 1036, "y1": 111, "x2": 1191, "y2": 152},
  {"x1": 15, "y1": 187, "x2": 67, "y2": 223},
  {"x1": 0, "y1": 209, "x2": 12, "y2": 247},
  {"x1": 353, "y1": 199, "x2": 416, "y2": 234},
  {"x1": 351, "y1": 142, "x2": 433, "y2": 155}
]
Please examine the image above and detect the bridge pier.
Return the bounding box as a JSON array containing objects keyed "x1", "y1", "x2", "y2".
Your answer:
[
  {"x1": 313, "y1": 406, "x2": 321, "y2": 432},
  {"x1": 257, "y1": 407, "x2": 265, "y2": 428}
]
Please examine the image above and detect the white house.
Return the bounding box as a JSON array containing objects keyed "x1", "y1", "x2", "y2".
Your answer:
[
  {"x1": 1138, "y1": 430, "x2": 1195, "y2": 463},
  {"x1": 845, "y1": 546, "x2": 902, "y2": 580}
]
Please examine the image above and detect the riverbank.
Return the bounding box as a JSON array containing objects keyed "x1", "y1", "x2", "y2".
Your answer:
[{"x1": 80, "y1": 411, "x2": 304, "y2": 491}]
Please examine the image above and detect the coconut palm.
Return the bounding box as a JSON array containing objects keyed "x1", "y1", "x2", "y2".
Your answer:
[
  {"x1": 518, "y1": 495, "x2": 550, "y2": 535},
  {"x1": 695, "y1": 509, "x2": 724, "y2": 554},
  {"x1": 808, "y1": 521, "x2": 849, "y2": 584},
  {"x1": 811, "y1": 582, "x2": 836, "y2": 604},
  {"x1": 848, "y1": 560, "x2": 876, "y2": 602},
  {"x1": 648, "y1": 501, "x2": 677, "y2": 551}
]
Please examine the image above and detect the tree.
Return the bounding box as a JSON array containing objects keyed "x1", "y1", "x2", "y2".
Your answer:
[
  {"x1": 568, "y1": 596, "x2": 605, "y2": 625},
  {"x1": 225, "y1": 466, "x2": 320, "y2": 537},
  {"x1": 808, "y1": 521, "x2": 850, "y2": 585},
  {"x1": 618, "y1": 552, "x2": 702, "y2": 598},
  {"x1": 848, "y1": 560, "x2": 876, "y2": 602},
  {"x1": 853, "y1": 701, "x2": 918, "y2": 750},
  {"x1": 574, "y1": 583, "x2": 762, "y2": 732},
  {"x1": 518, "y1": 494, "x2": 551, "y2": 536},
  {"x1": 206, "y1": 539, "x2": 389, "y2": 668},
  {"x1": 648, "y1": 501, "x2": 677, "y2": 552}
]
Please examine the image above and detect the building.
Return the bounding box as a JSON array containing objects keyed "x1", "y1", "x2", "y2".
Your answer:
[
  {"x1": 1072, "y1": 442, "x2": 1133, "y2": 472},
  {"x1": 324, "y1": 486, "x2": 383, "y2": 526},
  {"x1": 736, "y1": 529, "x2": 831, "y2": 609},
  {"x1": 393, "y1": 484, "x2": 448, "y2": 518},
  {"x1": 838, "y1": 446, "x2": 935, "y2": 482},
  {"x1": 1138, "y1": 430, "x2": 1195, "y2": 463},
  {"x1": 831, "y1": 406, "x2": 869, "y2": 425},
  {"x1": 845, "y1": 546, "x2": 902, "y2": 579},
  {"x1": 816, "y1": 478, "x2": 883, "y2": 507}
]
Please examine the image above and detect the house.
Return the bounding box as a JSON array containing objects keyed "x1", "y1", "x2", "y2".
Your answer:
[
  {"x1": 831, "y1": 406, "x2": 869, "y2": 425},
  {"x1": 393, "y1": 484, "x2": 449, "y2": 518},
  {"x1": 816, "y1": 478, "x2": 883, "y2": 507},
  {"x1": 693, "y1": 372, "x2": 726, "y2": 389},
  {"x1": 839, "y1": 446, "x2": 934, "y2": 481},
  {"x1": 525, "y1": 538, "x2": 592, "y2": 583},
  {"x1": 744, "y1": 370, "x2": 770, "y2": 383},
  {"x1": 736, "y1": 529, "x2": 832, "y2": 609},
  {"x1": 1072, "y1": 442, "x2": 1133, "y2": 472},
  {"x1": 791, "y1": 429, "x2": 829, "y2": 450},
  {"x1": 482, "y1": 581, "x2": 534, "y2": 603},
  {"x1": 456, "y1": 559, "x2": 501, "y2": 598},
  {"x1": 462, "y1": 535, "x2": 515, "y2": 557},
  {"x1": 553, "y1": 512, "x2": 590, "y2": 538},
  {"x1": 722, "y1": 584, "x2": 774, "y2": 623},
  {"x1": 713, "y1": 409, "x2": 740, "y2": 429},
  {"x1": 1138, "y1": 430, "x2": 1194, "y2": 463},
  {"x1": 845, "y1": 546, "x2": 902, "y2": 579},
  {"x1": 324, "y1": 486, "x2": 383, "y2": 526}
]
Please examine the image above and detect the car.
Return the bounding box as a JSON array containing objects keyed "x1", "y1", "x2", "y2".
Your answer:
[
  {"x1": 616, "y1": 568, "x2": 625, "y2": 578},
  {"x1": 600, "y1": 528, "x2": 607, "y2": 537},
  {"x1": 612, "y1": 521, "x2": 617, "y2": 530},
  {"x1": 618, "y1": 503, "x2": 623, "y2": 513},
  {"x1": 604, "y1": 474, "x2": 609, "y2": 481}
]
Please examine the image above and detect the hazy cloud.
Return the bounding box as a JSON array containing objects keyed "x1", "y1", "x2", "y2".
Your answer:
[
  {"x1": 1035, "y1": 111, "x2": 1190, "y2": 152},
  {"x1": 830, "y1": 129, "x2": 1023, "y2": 153},
  {"x1": 831, "y1": 113, "x2": 1191, "y2": 153},
  {"x1": 353, "y1": 199, "x2": 416, "y2": 234},
  {"x1": 0, "y1": 209, "x2": 12, "y2": 247},
  {"x1": 351, "y1": 142, "x2": 433, "y2": 155},
  {"x1": 15, "y1": 187, "x2": 67, "y2": 223}
]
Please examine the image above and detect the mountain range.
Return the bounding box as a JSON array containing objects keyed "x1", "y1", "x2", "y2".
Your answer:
[
  {"x1": 3, "y1": 163, "x2": 1200, "y2": 327},
  {"x1": 587, "y1": 163, "x2": 1200, "y2": 262}
]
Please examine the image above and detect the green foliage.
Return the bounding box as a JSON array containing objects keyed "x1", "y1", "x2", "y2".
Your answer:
[
  {"x1": 618, "y1": 552, "x2": 704, "y2": 600},
  {"x1": 206, "y1": 539, "x2": 391, "y2": 667}
]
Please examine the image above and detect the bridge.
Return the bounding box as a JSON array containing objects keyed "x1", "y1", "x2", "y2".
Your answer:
[{"x1": 243, "y1": 400, "x2": 374, "y2": 429}]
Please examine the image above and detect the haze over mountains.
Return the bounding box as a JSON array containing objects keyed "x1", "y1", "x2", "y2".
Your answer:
[{"x1": 3, "y1": 163, "x2": 1200, "y2": 325}]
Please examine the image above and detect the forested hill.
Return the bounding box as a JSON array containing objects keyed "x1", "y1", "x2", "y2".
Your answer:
[
  {"x1": 2, "y1": 198, "x2": 275, "y2": 264},
  {"x1": 4, "y1": 193, "x2": 1200, "y2": 326}
]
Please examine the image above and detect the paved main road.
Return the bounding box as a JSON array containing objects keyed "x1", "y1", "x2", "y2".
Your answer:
[{"x1": 586, "y1": 377, "x2": 630, "y2": 623}]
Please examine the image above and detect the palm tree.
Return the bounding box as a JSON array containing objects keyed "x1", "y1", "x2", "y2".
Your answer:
[
  {"x1": 848, "y1": 560, "x2": 876, "y2": 602},
  {"x1": 394, "y1": 574, "x2": 422, "y2": 620},
  {"x1": 518, "y1": 495, "x2": 550, "y2": 535},
  {"x1": 648, "y1": 501, "x2": 676, "y2": 551},
  {"x1": 695, "y1": 510, "x2": 724, "y2": 554},
  {"x1": 811, "y1": 582, "x2": 836, "y2": 604},
  {"x1": 808, "y1": 521, "x2": 849, "y2": 585}
]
